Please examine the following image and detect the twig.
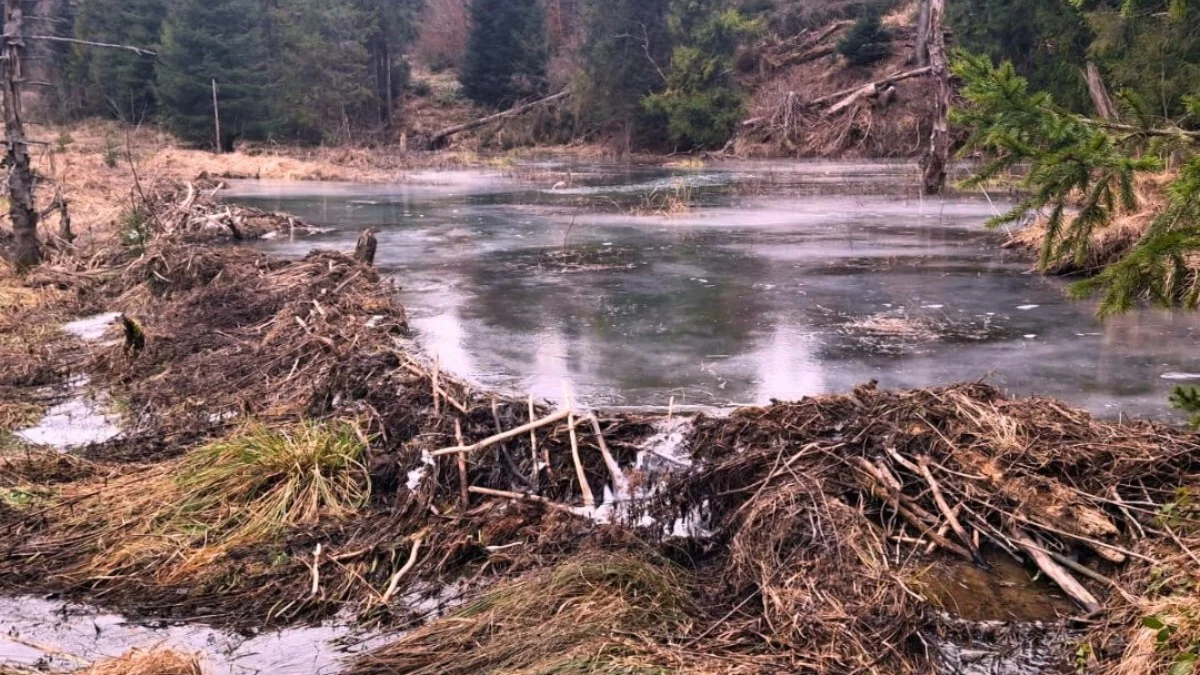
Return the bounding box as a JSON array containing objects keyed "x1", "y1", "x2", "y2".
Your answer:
[
  {"x1": 431, "y1": 358, "x2": 440, "y2": 415},
  {"x1": 380, "y1": 536, "x2": 424, "y2": 603},
  {"x1": 854, "y1": 458, "x2": 972, "y2": 560},
  {"x1": 917, "y1": 456, "x2": 978, "y2": 558},
  {"x1": 569, "y1": 405, "x2": 595, "y2": 507},
  {"x1": 309, "y1": 543, "x2": 322, "y2": 597},
  {"x1": 430, "y1": 408, "x2": 571, "y2": 457},
  {"x1": 529, "y1": 394, "x2": 543, "y2": 488},
  {"x1": 455, "y1": 420, "x2": 468, "y2": 509},
  {"x1": 589, "y1": 413, "x2": 629, "y2": 499},
  {"x1": 468, "y1": 486, "x2": 573, "y2": 512}
]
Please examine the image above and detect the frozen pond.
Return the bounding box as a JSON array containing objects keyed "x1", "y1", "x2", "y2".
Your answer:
[{"x1": 226, "y1": 161, "x2": 1200, "y2": 419}]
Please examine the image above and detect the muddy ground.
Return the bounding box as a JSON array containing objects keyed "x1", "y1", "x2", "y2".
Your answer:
[{"x1": 1, "y1": 180, "x2": 1200, "y2": 674}]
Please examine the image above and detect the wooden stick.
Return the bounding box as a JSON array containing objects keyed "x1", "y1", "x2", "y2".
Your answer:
[
  {"x1": 430, "y1": 408, "x2": 571, "y2": 457},
  {"x1": 528, "y1": 395, "x2": 542, "y2": 488},
  {"x1": 469, "y1": 486, "x2": 572, "y2": 512},
  {"x1": 431, "y1": 358, "x2": 441, "y2": 415},
  {"x1": 455, "y1": 420, "x2": 468, "y2": 509},
  {"x1": 569, "y1": 406, "x2": 595, "y2": 507},
  {"x1": 309, "y1": 543, "x2": 322, "y2": 597},
  {"x1": 589, "y1": 413, "x2": 628, "y2": 498},
  {"x1": 918, "y1": 456, "x2": 977, "y2": 556},
  {"x1": 1011, "y1": 529, "x2": 1102, "y2": 613},
  {"x1": 380, "y1": 536, "x2": 423, "y2": 603},
  {"x1": 399, "y1": 359, "x2": 468, "y2": 414},
  {"x1": 854, "y1": 458, "x2": 972, "y2": 560}
]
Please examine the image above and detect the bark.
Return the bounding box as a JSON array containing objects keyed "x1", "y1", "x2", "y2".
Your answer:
[
  {"x1": 920, "y1": 0, "x2": 950, "y2": 196},
  {"x1": 1085, "y1": 61, "x2": 1119, "y2": 122},
  {"x1": 813, "y1": 66, "x2": 933, "y2": 111},
  {"x1": 915, "y1": 0, "x2": 931, "y2": 66},
  {"x1": 3, "y1": 0, "x2": 41, "y2": 268}
]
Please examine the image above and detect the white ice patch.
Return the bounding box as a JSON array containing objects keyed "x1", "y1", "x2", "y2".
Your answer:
[
  {"x1": 1162, "y1": 373, "x2": 1200, "y2": 381},
  {"x1": 62, "y1": 312, "x2": 121, "y2": 342},
  {"x1": 1023, "y1": 334, "x2": 1038, "y2": 340},
  {"x1": 365, "y1": 315, "x2": 385, "y2": 328},
  {"x1": 921, "y1": 304, "x2": 945, "y2": 310},
  {"x1": 1016, "y1": 305, "x2": 1040, "y2": 311},
  {"x1": 16, "y1": 376, "x2": 122, "y2": 450},
  {"x1": 635, "y1": 416, "x2": 694, "y2": 470},
  {"x1": 406, "y1": 450, "x2": 436, "y2": 491}
]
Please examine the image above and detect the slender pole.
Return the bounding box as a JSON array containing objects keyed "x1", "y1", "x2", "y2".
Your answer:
[{"x1": 212, "y1": 78, "x2": 222, "y2": 154}]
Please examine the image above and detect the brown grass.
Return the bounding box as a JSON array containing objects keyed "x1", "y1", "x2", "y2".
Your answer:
[
  {"x1": 81, "y1": 648, "x2": 204, "y2": 675},
  {"x1": 1008, "y1": 171, "x2": 1174, "y2": 275}
]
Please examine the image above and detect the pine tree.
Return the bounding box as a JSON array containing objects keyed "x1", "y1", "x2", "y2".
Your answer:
[
  {"x1": 948, "y1": 0, "x2": 1093, "y2": 112},
  {"x1": 837, "y1": 8, "x2": 891, "y2": 67},
  {"x1": 578, "y1": 0, "x2": 671, "y2": 149},
  {"x1": 269, "y1": 0, "x2": 376, "y2": 142},
  {"x1": 157, "y1": 0, "x2": 273, "y2": 150},
  {"x1": 461, "y1": 0, "x2": 547, "y2": 109},
  {"x1": 642, "y1": 1, "x2": 761, "y2": 150},
  {"x1": 71, "y1": 0, "x2": 165, "y2": 121}
]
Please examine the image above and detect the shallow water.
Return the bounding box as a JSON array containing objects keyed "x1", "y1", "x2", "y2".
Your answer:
[
  {"x1": 0, "y1": 596, "x2": 375, "y2": 674},
  {"x1": 225, "y1": 161, "x2": 1200, "y2": 419}
]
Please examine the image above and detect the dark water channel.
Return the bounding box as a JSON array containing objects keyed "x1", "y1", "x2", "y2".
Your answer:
[{"x1": 226, "y1": 160, "x2": 1200, "y2": 418}]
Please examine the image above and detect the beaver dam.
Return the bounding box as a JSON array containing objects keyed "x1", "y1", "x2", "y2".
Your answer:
[{"x1": 1, "y1": 176, "x2": 1200, "y2": 674}]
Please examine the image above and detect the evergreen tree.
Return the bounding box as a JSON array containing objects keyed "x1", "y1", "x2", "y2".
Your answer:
[
  {"x1": 837, "y1": 8, "x2": 891, "y2": 67},
  {"x1": 578, "y1": 0, "x2": 671, "y2": 149},
  {"x1": 358, "y1": 0, "x2": 423, "y2": 126},
  {"x1": 71, "y1": 0, "x2": 165, "y2": 121},
  {"x1": 948, "y1": 0, "x2": 1092, "y2": 112},
  {"x1": 461, "y1": 0, "x2": 548, "y2": 108},
  {"x1": 269, "y1": 0, "x2": 376, "y2": 142},
  {"x1": 642, "y1": 0, "x2": 761, "y2": 150},
  {"x1": 157, "y1": 0, "x2": 274, "y2": 149}
]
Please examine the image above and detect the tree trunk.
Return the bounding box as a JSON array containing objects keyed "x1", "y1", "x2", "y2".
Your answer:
[
  {"x1": 920, "y1": 0, "x2": 950, "y2": 196},
  {"x1": 1085, "y1": 61, "x2": 1119, "y2": 122},
  {"x1": 915, "y1": 0, "x2": 931, "y2": 66},
  {"x1": 2, "y1": 0, "x2": 41, "y2": 268}
]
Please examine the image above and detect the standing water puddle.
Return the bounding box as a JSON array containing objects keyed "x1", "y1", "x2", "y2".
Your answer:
[
  {"x1": 15, "y1": 312, "x2": 124, "y2": 450},
  {"x1": 0, "y1": 596, "x2": 376, "y2": 674},
  {"x1": 226, "y1": 160, "x2": 1200, "y2": 419}
]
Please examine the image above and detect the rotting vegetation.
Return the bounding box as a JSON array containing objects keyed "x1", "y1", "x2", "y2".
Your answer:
[{"x1": 3, "y1": 189, "x2": 1200, "y2": 674}]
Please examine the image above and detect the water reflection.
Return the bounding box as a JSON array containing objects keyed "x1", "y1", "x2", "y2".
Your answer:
[{"x1": 226, "y1": 161, "x2": 1200, "y2": 419}]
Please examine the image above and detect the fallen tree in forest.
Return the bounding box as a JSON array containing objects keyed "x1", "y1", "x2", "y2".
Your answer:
[{"x1": 419, "y1": 89, "x2": 572, "y2": 150}]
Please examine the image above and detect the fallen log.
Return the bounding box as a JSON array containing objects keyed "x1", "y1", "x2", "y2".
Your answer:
[
  {"x1": 814, "y1": 66, "x2": 932, "y2": 112},
  {"x1": 425, "y1": 90, "x2": 571, "y2": 149}
]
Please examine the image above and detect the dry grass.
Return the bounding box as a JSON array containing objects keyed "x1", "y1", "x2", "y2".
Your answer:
[
  {"x1": 37, "y1": 422, "x2": 368, "y2": 583},
  {"x1": 81, "y1": 648, "x2": 204, "y2": 675},
  {"x1": 351, "y1": 555, "x2": 699, "y2": 675},
  {"x1": 1009, "y1": 171, "x2": 1174, "y2": 275}
]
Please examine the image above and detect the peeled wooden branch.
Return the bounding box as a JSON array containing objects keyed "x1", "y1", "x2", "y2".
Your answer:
[
  {"x1": 380, "y1": 536, "x2": 423, "y2": 603},
  {"x1": 589, "y1": 413, "x2": 629, "y2": 498},
  {"x1": 569, "y1": 408, "x2": 595, "y2": 507},
  {"x1": 917, "y1": 456, "x2": 978, "y2": 558},
  {"x1": 1011, "y1": 529, "x2": 1101, "y2": 613},
  {"x1": 468, "y1": 486, "x2": 572, "y2": 512},
  {"x1": 430, "y1": 408, "x2": 571, "y2": 457}
]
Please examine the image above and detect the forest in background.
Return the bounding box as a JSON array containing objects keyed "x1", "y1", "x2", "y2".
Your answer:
[{"x1": 13, "y1": 0, "x2": 1196, "y2": 154}]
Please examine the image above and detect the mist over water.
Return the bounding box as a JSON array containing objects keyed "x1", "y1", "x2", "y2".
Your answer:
[{"x1": 226, "y1": 160, "x2": 1200, "y2": 419}]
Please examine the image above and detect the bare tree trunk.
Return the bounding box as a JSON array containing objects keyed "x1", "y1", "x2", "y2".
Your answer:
[
  {"x1": 1085, "y1": 61, "x2": 1119, "y2": 122},
  {"x1": 920, "y1": 0, "x2": 950, "y2": 196},
  {"x1": 212, "y1": 79, "x2": 222, "y2": 153},
  {"x1": 915, "y1": 0, "x2": 931, "y2": 66},
  {"x1": 3, "y1": 0, "x2": 41, "y2": 268}
]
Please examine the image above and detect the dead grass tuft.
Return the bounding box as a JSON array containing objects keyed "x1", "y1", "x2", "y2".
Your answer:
[{"x1": 81, "y1": 647, "x2": 204, "y2": 675}]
